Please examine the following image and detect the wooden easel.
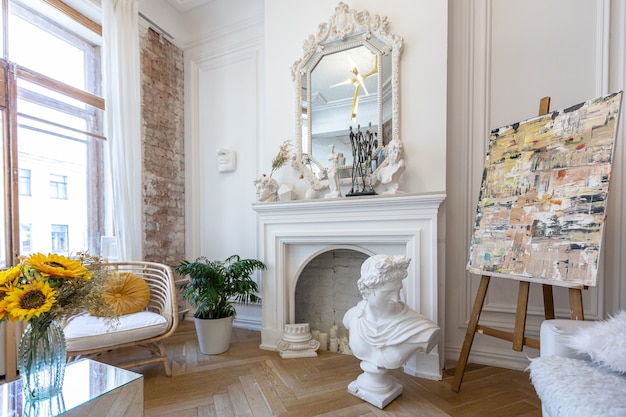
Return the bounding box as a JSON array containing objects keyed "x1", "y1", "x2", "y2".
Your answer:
[{"x1": 451, "y1": 97, "x2": 586, "y2": 393}]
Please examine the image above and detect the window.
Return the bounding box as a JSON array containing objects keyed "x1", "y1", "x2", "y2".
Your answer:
[
  {"x1": 50, "y1": 174, "x2": 68, "y2": 199},
  {"x1": 18, "y1": 168, "x2": 31, "y2": 196},
  {"x1": 0, "y1": 0, "x2": 105, "y2": 262},
  {"x1": 51, "y1": 224, "x2": 68, "y2": 252}
]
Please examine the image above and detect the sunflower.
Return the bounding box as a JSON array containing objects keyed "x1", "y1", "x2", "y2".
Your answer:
[
  {"x1": 25, "y1": 253, "x2": 91, "y2": 280},
  {"x1": 0, "y1": 298, "x2": 9, "y2": 321},
  {"x1": 0, "y1": 266, "x2": 21, "y2": 287},
  {"x1": 4, "y1": 280, "x2": 56, "y2": 321}
]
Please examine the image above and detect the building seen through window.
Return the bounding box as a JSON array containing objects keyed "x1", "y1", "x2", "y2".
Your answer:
[{"x1": 18, "y1": 168, "x2": 31, "y2": 196}]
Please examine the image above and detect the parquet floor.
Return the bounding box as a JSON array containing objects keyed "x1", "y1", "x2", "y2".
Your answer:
[{"x1": 100, "y1": 321, "x2": 542, "y2": 417}]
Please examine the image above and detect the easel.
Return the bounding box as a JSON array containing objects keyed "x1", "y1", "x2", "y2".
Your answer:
[{"x1": 451, "y1": 97, "x2": 586, "y2": 393}]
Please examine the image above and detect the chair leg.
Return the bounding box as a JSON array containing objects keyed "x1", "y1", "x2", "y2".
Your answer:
[{"x1": 156, "y1": 341, "x2": 172, "y2": 377}]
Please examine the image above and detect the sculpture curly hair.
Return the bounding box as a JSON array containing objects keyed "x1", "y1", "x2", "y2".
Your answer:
[{"x1": 357, "y1": 254, "x2": 411, "y2": 293}]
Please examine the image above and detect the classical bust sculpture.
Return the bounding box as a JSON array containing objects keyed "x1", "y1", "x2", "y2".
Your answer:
[
  {"x1": 343, "y1": 254, "x2": 440, "y2": 408},
  {"x1": 376, "y1": 139, "x2": 405, "y2": 195},
  {"x1": 253, "y1": 174, "x2": 279, "y2": 202}
]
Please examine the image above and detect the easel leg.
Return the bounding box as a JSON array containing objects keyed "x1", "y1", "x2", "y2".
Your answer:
[
  {"x1": 451, "y1": 275, "x2": 490, "y2": 393},
  {"x1": 542, "y1": 284, "x2": 555, "y2": 320},
  {"x1": 512, "y1": 281, "x2": 530, "y2": 351},
  {"x1": 569, "y1": 288, "x2": 584, "y2": 320}
]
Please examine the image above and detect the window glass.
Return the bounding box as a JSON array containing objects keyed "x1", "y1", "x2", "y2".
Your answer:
[
  {"x1": 8, "y1": 1, "x2": 96, "y2": 94},
  {"x1": 18, "y1": 116, "x2": 88, "y2": 254},
  {"x1": 9, "y1": 1, "x2": 103, "y2": 257}
]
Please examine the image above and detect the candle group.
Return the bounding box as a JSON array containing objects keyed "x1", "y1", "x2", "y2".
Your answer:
[{"x1": 311, "y1": 325, "x2": 342, "y2": 352}]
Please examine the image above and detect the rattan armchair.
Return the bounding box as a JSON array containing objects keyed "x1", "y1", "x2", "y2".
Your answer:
[{"x1": 64, "y1": 261, "x2": 179, "y2": 376}]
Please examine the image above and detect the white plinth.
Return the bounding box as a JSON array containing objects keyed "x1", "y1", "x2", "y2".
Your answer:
[{"x1": 278, "y1": 323, "x2": 320, "y2": 358}]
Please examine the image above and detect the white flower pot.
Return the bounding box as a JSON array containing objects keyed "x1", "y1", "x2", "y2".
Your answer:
[{"x1": 194, "y1": 316, "x2": 234, "y2": 355}]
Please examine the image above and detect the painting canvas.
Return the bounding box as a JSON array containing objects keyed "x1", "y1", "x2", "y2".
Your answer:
[{"x1": 467, "y1": 91, "x2": 622, "y2": 287}]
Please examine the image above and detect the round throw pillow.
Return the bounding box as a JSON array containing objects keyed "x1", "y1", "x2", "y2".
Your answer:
[{"x1": 103, "y1": 272, "x2": 151, "y2": 315}]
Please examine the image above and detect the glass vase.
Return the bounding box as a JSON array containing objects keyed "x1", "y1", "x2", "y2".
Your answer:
[{"x1": 18, "y1": 320, "x2": 67, "y2": 401}]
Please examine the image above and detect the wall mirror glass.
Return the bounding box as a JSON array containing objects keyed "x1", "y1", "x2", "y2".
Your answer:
[{"x1": 291, "y1": 2, "x2": 403, "y2": 189}]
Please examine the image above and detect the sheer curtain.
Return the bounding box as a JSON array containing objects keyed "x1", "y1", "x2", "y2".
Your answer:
[{"x1": 102, "y1": 0, "x2": 142, "y2": 261}]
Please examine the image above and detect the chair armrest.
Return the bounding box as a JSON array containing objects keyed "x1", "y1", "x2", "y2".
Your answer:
[{"x1": 540, "y1": 319, "x2": 595, "y2": 359}]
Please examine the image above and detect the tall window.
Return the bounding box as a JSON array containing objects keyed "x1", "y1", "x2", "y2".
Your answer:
[
  {"x1": 1, "y1": 1, "x2": 105, "y2": 261},
  {"x1": 49, "y1": 174, "x2": 68, "y2": 199}
]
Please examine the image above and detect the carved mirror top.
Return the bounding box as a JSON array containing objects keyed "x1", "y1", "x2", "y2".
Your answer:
[{"x1": 291, "y1": 2, "x2": 404, "y2": 190}]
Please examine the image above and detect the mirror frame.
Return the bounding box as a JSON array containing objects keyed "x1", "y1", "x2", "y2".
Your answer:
[{"x1": 291, "y1": 2, "x2": 404, "y2": 190}]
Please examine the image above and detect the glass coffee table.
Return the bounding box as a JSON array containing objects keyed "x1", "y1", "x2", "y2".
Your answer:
[{"x1": 0, "y1": 359, "x2": 143, "y2": 417}]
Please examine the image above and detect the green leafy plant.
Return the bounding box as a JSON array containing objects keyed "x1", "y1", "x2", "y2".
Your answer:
[{"x1": 174, "y1": 255, "x2": 266, "y2": 320}]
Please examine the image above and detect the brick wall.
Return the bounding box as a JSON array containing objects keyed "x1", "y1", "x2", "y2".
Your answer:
[
  {"x1": 140, "y1": 28, "x2": 185, "y2": 266},
  {"x1": 295, "y1": 250, "x2": 367, "y2": 339}
]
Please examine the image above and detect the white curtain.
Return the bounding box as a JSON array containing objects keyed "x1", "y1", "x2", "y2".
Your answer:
[{"x1": 102, "y1": 0, "x2": 143, "y2": 261}]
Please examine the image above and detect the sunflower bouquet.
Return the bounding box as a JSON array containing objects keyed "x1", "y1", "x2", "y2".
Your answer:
[{"x1": 0, "y1": 252, "x2": 117, "y2": 331}]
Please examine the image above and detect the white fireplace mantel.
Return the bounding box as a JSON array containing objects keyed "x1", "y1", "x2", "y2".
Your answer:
[{"x1": 252, "y1": 192, "x2": 446, "y2": 380}]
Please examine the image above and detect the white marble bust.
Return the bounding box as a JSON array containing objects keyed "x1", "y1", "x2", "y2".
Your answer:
[
  {"x1": 376, "y1": 139, "x2": 405, "y2": 195},
  {"x1": 343, "y1": 254, "x2": 440, "y2": 408}
]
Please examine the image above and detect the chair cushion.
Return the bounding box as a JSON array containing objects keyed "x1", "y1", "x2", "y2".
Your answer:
[
  {"x1": 64, "y1": 311, "x2": 168, "y2": 351},
  {"x1": 99, "y1": 271, "x2": 151, "y2": 315}
]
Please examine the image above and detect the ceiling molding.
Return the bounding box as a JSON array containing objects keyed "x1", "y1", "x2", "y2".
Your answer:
[{"x1": 165, "y1": 0, "x2": 213, "y2": 13}]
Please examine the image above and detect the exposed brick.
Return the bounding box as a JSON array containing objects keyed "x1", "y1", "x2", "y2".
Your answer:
[{"x1": 140, "y1": 28, "x2": 185, "y2": 267}]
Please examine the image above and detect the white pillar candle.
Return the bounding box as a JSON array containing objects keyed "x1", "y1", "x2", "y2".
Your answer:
[
  {"x1": 319, "y1": 332, "x2": 328, "y2": 351},
  {"x1": 311, "y1": 330, "x2": 320, "y2": 341},
  {"x1": 329, "y1": 326, "x2": 338, "y2": 339},
  {"x1": 329, "y1": 339, "x2": 339, "y2": 353}
]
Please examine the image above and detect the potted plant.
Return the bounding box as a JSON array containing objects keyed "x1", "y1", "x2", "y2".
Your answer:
[{"x1": 174, "y1": 255, "x2": 266, "y2": 354}]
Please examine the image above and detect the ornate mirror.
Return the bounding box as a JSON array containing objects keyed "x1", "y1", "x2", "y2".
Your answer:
[{"x1": 291, "y1": 2, "x2": 403, "y2": 190}]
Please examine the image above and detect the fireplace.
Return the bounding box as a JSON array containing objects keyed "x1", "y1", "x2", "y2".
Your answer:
[{"x1": 252, "y1": 193, "x2": 445, "y2": 380}]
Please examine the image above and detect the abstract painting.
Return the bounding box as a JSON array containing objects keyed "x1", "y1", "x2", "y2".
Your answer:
[{"x1": 467, "y1": 91, "x2": 622, "y2": 287}]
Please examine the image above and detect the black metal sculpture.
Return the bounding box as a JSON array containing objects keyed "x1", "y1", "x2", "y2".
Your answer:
[{"x1": 347, "y1": 123, "x2": 377, "y2": 197}]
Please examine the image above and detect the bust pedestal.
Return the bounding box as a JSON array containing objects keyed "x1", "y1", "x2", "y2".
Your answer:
[{"x1": 347, "y1": 360, "x2": 403, "y2": 409}]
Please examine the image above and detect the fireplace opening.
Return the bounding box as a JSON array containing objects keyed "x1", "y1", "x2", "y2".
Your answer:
[{"x1": 294, "y1": 249, "x2": 368, "y2": 340}]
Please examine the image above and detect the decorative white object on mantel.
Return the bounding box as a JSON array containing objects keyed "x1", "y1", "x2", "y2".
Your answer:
[
  {"x1": 376, "y1": 139, "x2": 405, "y2": 195},
  {"x1": 252, "y1": 192, "x2": 446, "y2": 380},
  {"x1": 277, "y1": 323, "x2": 320, "y2": 358},
  {"x1": 253, "y1": 174, "x2": 279, "y2": 202},
  {"x1": 278, "y1": 184, "x2": 298, "y2": 201}
]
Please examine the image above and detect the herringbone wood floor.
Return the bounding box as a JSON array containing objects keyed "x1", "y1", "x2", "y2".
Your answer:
[{"x1": 100, "y1": 320, "x2": 542, "y2": 417}]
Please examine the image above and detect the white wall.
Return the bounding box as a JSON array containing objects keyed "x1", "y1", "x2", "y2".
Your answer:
[{"x1": 446, "y1": 0, "x2": 626, "y2": 370}]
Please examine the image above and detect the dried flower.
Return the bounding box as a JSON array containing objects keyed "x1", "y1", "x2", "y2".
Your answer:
[
  {"x1": 270, "y1": 140, "x2": 293, "y2": 178},
  {"x1": 0, "y1": 252, "x2": 118, "y2": 328}
]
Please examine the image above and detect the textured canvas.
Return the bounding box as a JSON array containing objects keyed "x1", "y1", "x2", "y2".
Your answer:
[{"x1": 467, "y1": 91, "x2": 622, "y2": 287}]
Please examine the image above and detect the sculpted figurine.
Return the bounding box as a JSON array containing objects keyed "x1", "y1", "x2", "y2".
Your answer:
[
  {"x1": 376, "y1": 139, "x2": 405, "y2": 195},
  {"x1": 325, "y1": 144, "x2": 342, "y2": 198},
  {"x1": 254, "y1": 174, "x2": 279, "y2": 202},
  {"x1": 343, "y1": 254, "x2": 440, "y2": 409}
]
